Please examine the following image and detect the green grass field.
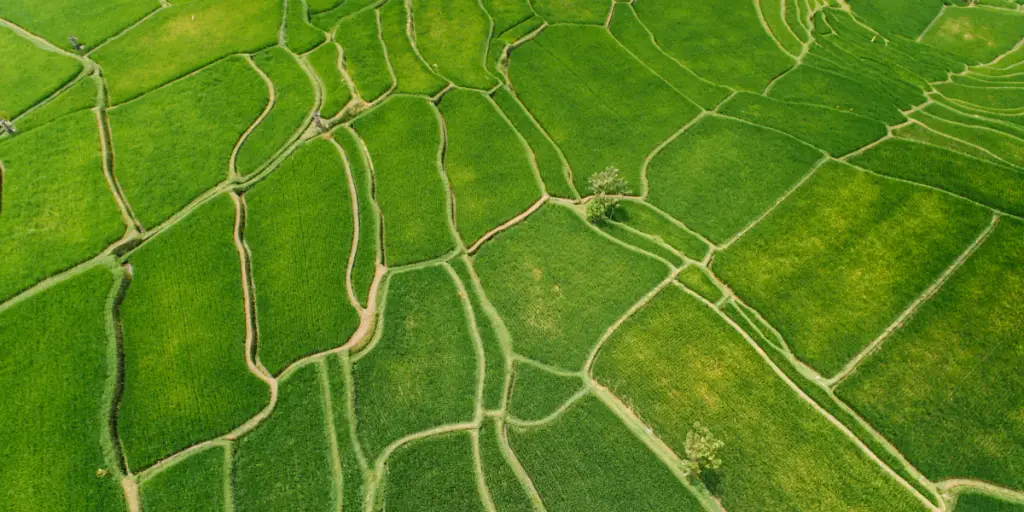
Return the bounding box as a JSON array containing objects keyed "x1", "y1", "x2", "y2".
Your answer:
[{"x1": 6, "y1": 0, "x2": 1024, "y2": 509}]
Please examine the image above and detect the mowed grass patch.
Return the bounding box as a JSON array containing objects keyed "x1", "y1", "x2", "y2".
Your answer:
[
  {"x1": 646, "y1": 115, "x2": 823, "y2": 244},
  {"x1": 956, "y1": 493, "x2": 1024, "y2": 511},
  {"x1": 382, "y1": 432, "x2": 485, "y2": 511},
  {"x1": 847, "y1": 0, "x2": 946, "y2": 38},
  {"x1": 473, "y1": 204, "x2": 668, "y2": 369},
  {"x1": 715, "y1": 161, "x2": 991, "y2": 376},
  {"x1": 0, "y1": 266, "x2": 126, "y2": 512},
  {"x1": 490, "y1": 87, "x2": 577, "y2": 199},
  {"x1": 509, "y1": 395, "x2": 704, "y2": 511},
  {"x1": 0, "y1": 0, "x2": 158, "y2": 50},
  {"x1": 614, "y1": 200, "x2": 710, "y2": 261},
  {"x1": 837, "y1": 218, "x2": 1024, "y2": 489},
  {"x1": 91, "y1": 0, "x2": 280, "y2": 104},
  {"x1": 508, "y1": 363, "x2": 583, "y2": 421},
  {"x1": 236, "y1": 47, "x2": 316, "y2": 176},
  {"x1": 120, "y1": 195, "x2": 269, "y2": 470},
  {"x1": 531, "y1": 0, "x2": 610, "y2": 24},
  {"x1": 234, "y1": 364, "x2": 335, "y2": 512},
  {"x1": 336, "y1": 9, "x2": 393, "y2": 102},
  {"x1": 284, "y1": 0, "x2": 327, "y2": 54},
  {"x1": 411, "y1": 0, "x2": 497, "y2": 89},
  {"x1": 308, "y1": 42, "x2": 352, "y2": 118},
  {"x1": 352, "y1": 266, "x2": 477, "y2": 458},
  {"x1": 0, "y1": 26, "x2": 82, "y2": 119},
  {"x1": 509, "y1": 25, "x2": 700, "y2": 188},
  {"x1": 920, "y1": 7, "x2": 1024, "y2": 63},
  {"x1": 850, "y1": 138, "x2": 1024, "y2": 216},
  {"x1": 0, "y1": 110, "x2": 124, "y2": 302},
  {"x1": 110, "y1": 57, "x2": 268, "y2": 228},
  {"x1": 379, "y1": 0, "x2": 447, "y2": 96},
  {"x1": 634, "y1": 0, "x2": 794, "y2": 91},
  {"x1": 334, "y1": 127, "x2": 379, "y2": 307},
  {"x1": 141, "y1": 445, "x2": 226, "y2": 512},
  {"x1": 440, "y1": 89, "x2": 540, "y2": 245},
  {"x1": 592, "y1": 286, "x2": 928, "y2": 511},
  {"x1": 607, "y1": 3, "x2": 730, "y2": 110},
  {"x1": 246, "y1": 139, "x2": 361, "y2": 376},
  {"x1": 12, "y1": 73, "x2": 99, "y2": 133},
  {"x1": 479, "y1": 419, "x2": 533, "y2": 512},
  {"x1": 352, "y1": 96, "x2": 454, "y2": 266},
  {"x1": 719, "y1": 92, "x2": 888, "y2": 157}
]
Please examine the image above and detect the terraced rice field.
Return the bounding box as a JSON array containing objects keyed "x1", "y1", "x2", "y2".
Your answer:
[{"x1": 1, "y1": 0, "x2": 1022, "y2": 510}]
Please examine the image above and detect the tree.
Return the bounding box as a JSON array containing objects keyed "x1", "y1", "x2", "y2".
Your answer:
[
  {"x1": 681, "y1": 422, "x2": 724, "y2": 481},
  {"x1": 585, "y1": 166, "x2": 628, "y2": 223}
]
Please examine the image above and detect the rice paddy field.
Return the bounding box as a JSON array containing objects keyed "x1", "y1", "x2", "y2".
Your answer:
[{"x1": 1, "y1": 0, "x2": 1022, "y2": 510}]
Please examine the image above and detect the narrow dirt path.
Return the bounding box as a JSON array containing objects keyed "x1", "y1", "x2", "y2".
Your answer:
[{"x1": 468, "y1": 195, "x2": 548, "y2": 254}]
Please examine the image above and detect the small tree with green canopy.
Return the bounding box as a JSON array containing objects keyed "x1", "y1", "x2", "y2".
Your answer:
[
  {"x1": 681, "y1": 422, "x2": 724, "y2": 482},
  {"x1": 585, "y1": 166, "x2": 629, "y2": 223}
]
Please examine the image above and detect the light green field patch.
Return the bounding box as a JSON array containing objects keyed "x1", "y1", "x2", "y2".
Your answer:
[
  {"x1": 920, "y1": 7, "x2": 1024, "y2": 64},
  {"x1": 234, "y1": 364, "x2": 336, "y2": 512},
  {"x1": 379, "y1": 0, "x2": 448, "y2": 96},
  {"x1": 336, "y1": 9, "x2": 393, "y2": 102},
  {"x1": 634, "y1": 0, "x2": 795, "y2": 91},
  {"x1": 0, "y1": 110, "x2": 124, "y2": 302},
  {"x1": 508, "y1": 363, "x2": 583, "y2": 421},
  {"x1": 592, "y1": 286, "x2": 928, "y2": 511},
  {"x1": 411, "y1": 0, "x2": 498, "y2": 89},
  {"x1": 479, "y1": 418, "x2": 534, "y2": 512},
  {"x1": 481, "y1": 0, "x2": 534, "y2": 34},
  {"x1": 0, "y1": 266, "x2": 126, "y2": 512},
  {"x1": 236, "y1": 47, "x2": 316, "y2": 176},
  {"x1": 353, "y1": 96, "x2": 454, "y2": 266},
  {"x1": 893, "y1": 122, "x2": 1010, "y2": 167},
  {"x1": 509, "y1": 25, "x2": 700, "y2": 189},
  {"x1": 382, "y1": 432, "x2": 486, "y2": 511},
  {"x1": 614, "y1": 200, "x2": 710, "y2": 261},
  {"x1": 646, "y1": 115, "x2": 823, "y2": 244},
  {"x1": 119, "y1": 195, "x2": 269, "y2": 470},
  {"x1": 110, "y1": 56, "x2": 268, "y2": 228},
  {"x1": 837, "y1": 218, "x2": 1024, "y2": 490},
  {"x1": 509, "y1": 395, "x2": 704, "y2": 511},
  {"x1": 850, "y1": 138, "x2": 1024, "y2": 217},
  {"x1": 246, "y1": 139, "x2": 361, "y2": 376},
  {"x1": 473, "y1": 204, "x2": 669, "y2": 369},
  {"x1": 311, "y1": 0, "x2": 382, "y2": 32},
  {"x1": 719, "y1": 92, "x2": 888, "y2": 157},
  {"x1": 531, "y1": 0, "x2": 611, "y2": 24},
  {"x1": 353, "y1": 265, "x2": 477, "y2": 459},
  {"x1": 11, "y1": 73, "x2": 99, "y2": 133},
  {"x1": 677, "y1": 265, "x2": 723, "y2": 303},
  {"x1": 92, "y1": 0, "x2": 280, "y2": 104},
  {"x1": 0, "y1": 0, "x2": 158, "y2": 50},
  {"x1": 333, "y1": 127, "x2": 380, "y2": 307},
  {"x1": 141, "y1": 445, "x2": 226, "y2": 512},
  {"x1": 0, "y1": 26, "x2": 83, "y2": 119},
  {"x1": 847, "y1": 0, "x2": 945, "y2": 38},
  {"x1": 768, "y1": 63, "x2": 909, "y2": 124},
  {"x1": 308, "y1": 0, "x2": 344, "y2": 14},
  {"x1": 308, "y1": 42, "x2": 353, "y2": 118},
  {"x1": 440, "y1": 89, "x2": 541, "y2": 245},
  {"x1": 760, "y1": 0, "x2": 803, "y2": 56},
  {"x1": 284, "y1": 0, "x2": 327, "y2": 54},
  {"x1": 715, "y1": 161, "x2": 991, "y2": 376}
]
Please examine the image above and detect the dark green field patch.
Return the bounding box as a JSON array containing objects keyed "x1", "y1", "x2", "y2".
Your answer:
[
  {"x1": 510, "y1": 395, "x2": 704, "y2": 511},
  {"x1": 715, "y1": 161, "x2": 991, "y2": 376},
  {"x1": 837, "y1": 218, "x2": 1024, "y2": 490},
  {"x1": 614, "y1": 200, "x2": 710, "y2": 261},
  {"x1": 596, "y1": 221, "x2": 684, "y2": 267},
  {"x1": 411, "y1": 0, "x2": 497, "y2": 89},
  {"x1": 531, "y1": 0, "x2": 610, "y2": 24},
  {"x1": 478, "y1": 418, "x2": 533, "y2": 512},
  {"x1": 234, "y1": 363, "x2": 336, "y2": 512},
  {"x1": 141, "y1": 444, "x2": 226, "y2": 512},
  {"x1": 119, "y1": 195, "x2": 269, "y2": 470},
  {"x1": 0, "y1": 266, "x2": 126, "y2": 512},
  {"x1": 0, "y1": 110, "x2": 125, "y2": 302},
  {"x1": 509, "y1": 25, "x2": 700, "y2": 189},
  {"x1": 246, "y1": 139, "x2": 361, "y2": 376},
  {"x1": 308, "y1": 42, "x2": 352, "y2": 118},
  {"x1": 110, "y1": 57, "x2": 268, "y2": 228},
  {"x1": 647, "y1": 115, "x2": 823, "y2": 244},
  {"x1": 920, "y1": 7, "x2": 1024, "y2": 63},
  {"x1": 473, "y1": 204, "x2": 668, "y2": 369},
  {"x1": 893, "y1": 122, "x2": 1010, "y2": 166},
  {"x1": 481, "y1": 0, "x2": 533, "y2": 34},
  {"x1": 382, "y1": 432, "x2": 485, "y2": 511},
  {"x1": 847, "y1": 0, "x2": 945, "y2": 38},
  {"x1": 955, "y1": 493, "x2": 1024, "y2": 511},
  {"x1": 336, "y1": 9, "x2": 393, "y2": 102},
  {"x1": 353, "y1": 96, "x2": 454, "y2": 266},
  {"x1": 592, "y1": 286, "x2": 928, "y2": 511},
  {"x1": 440, "y1": 89, "x2": 541, "y2": 245},
  {"x1": 936, "y1": 82, "x2": 1024, "y2": 111},
  {"x1": 450, "y1": 256, "x2": 508, "y2": 411},
  {"x1": 379, "y1": 0, "x2": 448, "y2": 96},
  {"x1": 0, "y1": 26, "x2": 82, "y2": 119},
  {"x1": 352, "y1": 265, "x2": 477, "y2": 459},
  {"x1": 236, "y1": 47, "x2": 315, "y2": 176},
  {"x1": 508, "y1": 363, "x2": 583, "y2": 422},
  {"x1": 910, "y1": 110, "x2": 1024, "y2": 168},
  {"x1": 768, "y1": 63, "x2": 909, "y2": 124}
]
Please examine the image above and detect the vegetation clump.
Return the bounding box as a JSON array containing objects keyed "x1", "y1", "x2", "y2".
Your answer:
[
  {"x1": 586, "y1": 166, "x2": 629, "y2": 223},
  {"x1": 681, "y1": 422, "x2": 724, "y2": 481}
]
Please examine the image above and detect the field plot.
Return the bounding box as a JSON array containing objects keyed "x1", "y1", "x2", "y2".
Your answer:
[
  {"x1": 510, "y1": 395, "x2": 704, "y2": 511},
  {"x1": 508, "y1": 363, "x2": 583, "y2": 422},
  {"x1": 919, "y1": 7, "x2": 1024, "y2": 63},
  {"x1": 352, "y1": 265, "x2": 477, "y2": 459},
  {"x1": 0, "y1": 0, "x2": 158, "y2": 51},
  {"x1": 956, "y1": 493, "x2": 1024, "y2": 511},
  {"x1": 333, "y1": 127, "x2": 380, "y2": 307},
  {"x1": 0, "y1": 266, "x2": 125, "y2": 512},
  {"x1": 847, "y1": 0, "x2": 945, "y2": 38},
  {"x1": 0, "y1": 109, "x2": 124, "y2": 302},
  {"x1": 119, "y1": 195, "x2": 269, "y2": 470},
  {"x1": 335, "y1": 9, "x2": 393, "y2": 103},
  {"x1": 592, "y1": 285, "x2": 928, "y2": 511},
  {"x1": 410, "y1": 0, "x2": 497, "y2": 90},
  {"x1": 381, "y1": 432, "x2": 485, "y2": 511},
  {"x1": 379, "y1": 0, "x2": 447, "y2": 96},
  {"x1": 837, "y1": 218, "x2": 1024, "y2": 490},
  {"x1": 246, "y1": 139, "x2": 361, "y2": 376},
  {"x1": 308, "y1": 42, "x2": 352, "y2": 118},
  {"x1": 0, "y1": 25, "x2": 82, "y2": 120},
  {"x1": 322, "y1": 353, "x2": 368, "y2": 511},
  {"x1": 509, "y1": 25, "x2": 700, "y2": 189},
  {"x1": 715, "y1": 161, "x2": 991, "y2": 376},
  {"x1": 140, "y1": 444, "x2": 227, "y2": 512},
  {"x1": 473, "y1": 204, "x2": 669, "y2": 369},
  {"x1": 478, "y1": 418, "x2": 534, "y2": 512},
  {"x1": 284, "y1": 0, "x2": 326, "y2": 54},
  {"x1": 10, "y1": 73, "x2": 99, "y2": 133},
  {"x1": 531, "y1": 0, "x2": 610, "y2": 24},
  {"x1": 109, "y1": 56, "x2": 268, "y2": 228}
]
